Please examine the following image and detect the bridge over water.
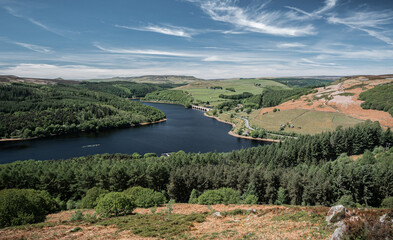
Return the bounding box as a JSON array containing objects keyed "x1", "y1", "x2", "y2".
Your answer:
[{"x1": 192, "y1": 105, "x2": 211, "y2": 112}]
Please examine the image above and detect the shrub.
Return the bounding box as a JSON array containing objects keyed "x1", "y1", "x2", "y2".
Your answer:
[
  {"x1": 95, "y1": 192, "x2": 135, "y2": 217},
  {"x1": 243, "y1": 195, "x2": 258, "y2": 204},
  {"x1": 188, "y1": 189, "x2": 199, "y2": 204},
  {"x1": 81, "y1": 187, "x2": 109, "y2": 209},
  {"x1": 0, "y1": 189, "x2": 58, "y2": 227},
  {"x1": 275, "y1": 187, "x2": 288, "y2": 205},
  {"x1": 381, "y1": 196, "x2": 393, "y2": 208},
  {"x1": 336, "y1": 195, "x2": 356, "y2": 208},
  {"x1": 123, "y1": 186, "x2": 166, "y2": 208},
  {"x1": 70, "y1": 210, "x2": 84, "y2": 221},
  {"x1": 144, "y1": 153, "x2": 157, "y2": 158},
  {"x1": 66, "y1": 199, "x2": 81, "y2": 210},
  {"x1": 343, "y1": 213, "x2": 393, "y2": 240},
  {"x1": 197, "y1": 188, "x2": 241, "y2": 205}
]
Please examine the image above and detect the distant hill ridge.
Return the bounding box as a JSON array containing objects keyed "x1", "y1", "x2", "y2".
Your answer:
[
  {"x1": 87, "y1": 75, "x2": 204, "y2": 84},
  {"x1": 0, "y1": 75, "x2": 79, "y2": 85}
]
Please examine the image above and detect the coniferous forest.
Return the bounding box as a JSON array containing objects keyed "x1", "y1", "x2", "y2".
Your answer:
[
  {"x1": 1, "y1": 121, "x2": 392, "y2": 208},
  {"x1": 0, "y1": 83, "x2": 165, "y2": 139}
]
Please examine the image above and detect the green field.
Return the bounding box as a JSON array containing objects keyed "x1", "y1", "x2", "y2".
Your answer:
[
  {"x1": 176, "y1": 79, "x2": 289, "y2": 106},
  {"x1": 249, "y1": 109, "x2": 363, "y2": 135}
]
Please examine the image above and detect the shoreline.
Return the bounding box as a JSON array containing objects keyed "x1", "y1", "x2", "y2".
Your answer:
[
  {"x1": 0, "y1": 137, "x2": 38, "y2": 142},
  {"x1": 139, "y1": 118, "x2": 167, "y2": 126},
  {"x1": 0, "y1": 118, "x2": 167, "y2": 143},
  {"x1": 140, "y1": 100, "x2": 188, "y2": 107},
  {"x1": 203, "y1": 113, "x2": 280, "y2": 143}
]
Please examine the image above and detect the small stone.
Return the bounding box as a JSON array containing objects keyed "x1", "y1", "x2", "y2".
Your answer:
[
  {"x1": 212, "y1": 211, "x2": 221, "y2": 217},
  {"x1": 69, "y1": 227, "x2": 82, "y2": 233}
]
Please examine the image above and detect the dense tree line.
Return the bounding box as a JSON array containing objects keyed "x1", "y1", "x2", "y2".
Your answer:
[
  {"x1": 219, "y1": 92, "x2": 253, "y2": 100},
  {"x1": 0, "y1": 83, "x2": 165, "y2": 139},
  {"x1": 262, "y1": 87, "x2": 315, "y2": 107},
  {"x1": 78, "y1": 81, "x2": 180, "y2": 98},
  {"x1": 142, "y1": 90, "x2": 193, "y2": 107},
  {"x1": 272, "y1": 78, "x2": 333, "y2": 88},
  {"x1": 1, "y1": 121, "x2": 392, "y2": 208},
  {"x1": 359, "y1": 83, "x2": 393, "y2": 117}
]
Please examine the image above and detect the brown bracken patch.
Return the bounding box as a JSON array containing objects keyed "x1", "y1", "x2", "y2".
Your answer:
[{"x1": 258, "y1": 76, "x2": 393, "y2": 128}]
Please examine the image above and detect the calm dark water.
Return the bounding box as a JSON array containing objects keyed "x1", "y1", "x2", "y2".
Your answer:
[{"x1": 0, "y1": 102, "x2": 266, "y2": 164}]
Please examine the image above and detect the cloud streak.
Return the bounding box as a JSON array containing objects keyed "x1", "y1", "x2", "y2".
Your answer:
[
  {"x1": 115, "y1": 24, "x2": 196, "y2": 38},
  {"x1": 328, "y1": 10, "x2": 393, "y2": 45},
  {"x1": 277, "y1": 42, "x2": 306, "y2": 48},
  {"x1": 94, "y1": 43, "x2": 200, "y2": 57},
  {"x1": 3, "y1": 6, "x2": 66, "y2": 37},
  {"x1": 0, "y1": 37, "x2": 53, "y2": 53},
  {"x1": 13, "y1": 42, "x2": 53, "y2": 53},
  {"x1": 286, "y1": 0, "x2": 337, "y2": 19},
  {"x1": 189, "y1": 0, "x2": 315, "y2": 36}
]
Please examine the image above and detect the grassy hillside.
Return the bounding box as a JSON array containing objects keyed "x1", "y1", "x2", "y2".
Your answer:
[
  {"x1": 87, "y1": 75, "x2": 202, "y2": 84},
  {"x1": 142, "y1": 90, "x2": 193, "y2": 107},
  {"x1": 176, "y1": 78, "x2": 289, "y2": 106},
  {"x1": 249, "y1": 109, "x2": 363, "y2": 135},
  {"x1": 0, "y1": 83, "x2": 165, "y2": 139}
]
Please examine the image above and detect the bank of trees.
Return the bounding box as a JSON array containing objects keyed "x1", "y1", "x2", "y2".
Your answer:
[
  {"x1": 1, "y1": 121, "x2": 392, "y2": 208},
  {"x1": 0, "y1": 83, "x2": 165, "y2": 139},
  {"x1": 219, "y1": 92, "x2": 253, "y2": 100},
  {"x1": 78, "y1": 81, "x2": 179, "y2": 98},
  {"x1": 142, "y1": 90, "x2": 193, "y2": 107},
  {"x1": 261, "y1": 88, "x2": 315, "y2": 107},
  {"x1": 359, "y1": 83, "x2": 393, "y2": 117}
]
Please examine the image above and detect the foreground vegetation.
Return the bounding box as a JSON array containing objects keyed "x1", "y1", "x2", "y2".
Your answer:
[{"x1": 0, "y1": 83, "x2": 165, "y2": 139}]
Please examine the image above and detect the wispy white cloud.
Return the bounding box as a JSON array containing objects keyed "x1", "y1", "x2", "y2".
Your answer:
[
  {"x1": 299, "y1": 58, "x2": 339, "y2": 67},
  {"x1": 189, "y1": 0, "x2": 315, "y2": 37},
  {"x1": 94, "y1": 43, "x2": 200, "y2": 58},
  {"x1": 286, "y1": 0, "x2": 337, "y2": 20},
  {"x1": 277, "y1": 42, "x2": 306, "y2": 48},
  {"x1": 3, "y1": 6, "x2": 66, "y2": 37},
  {"x1": 315, "y1": 0, "x2": 337, "y2": 15},
  {"x1": 327, "y1": 10, "x2": 393, "y2": 45},
  {"x1": 0, "y1": 37, "x2": 53, "y2": 53},
  {"x1": 115, "y1": 24, "x2": 196, "y2": 38},
  {"x1": 13, "y1": 42, "x2": 52, "y2": 53}
]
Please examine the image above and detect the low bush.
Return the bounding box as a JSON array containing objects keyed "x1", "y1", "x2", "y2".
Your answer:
[
  {"x1": 381, "y1": 196, "x2": 393, "y2": 208},
  {"x1": 336, "y1": 195, "x2": 356, "y2": 208},
  {"x1": 243, "y1": 195, "x2": 258, "y2": 204},
  {"x1": 0, "y1": 189, "x2": 58, "y2": 227},
  {"x1": 123, "y1": 186, "x2": 167, "y2": 208},
  {"x1": 95, "y1": 192, "x2": 135, "y2": 217},
  {"x1": 343, "y1": 213, "x2": 393, "y2": 240},
  {"x1": 197, "y1": 188, "x2": 241, "y2": 205},
  {"x1": 81, "y1": 187, "x2": 109, "y2": 209},
  {"x1": 188, "y1": 189, "x2": 199, "y2": 204}
]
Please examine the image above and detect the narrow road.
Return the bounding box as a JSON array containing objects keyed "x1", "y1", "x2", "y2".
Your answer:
[
  {"x1": 235, "y1": 116, "x2": 254, "y2": 131},
  {"x1": 235, "y1": 115, "x2": 297, "y2": 139}
]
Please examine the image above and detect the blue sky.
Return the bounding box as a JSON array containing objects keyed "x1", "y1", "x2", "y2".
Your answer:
[{"x1": 0, "y1": 0, "x2": 393, "y2": 79}]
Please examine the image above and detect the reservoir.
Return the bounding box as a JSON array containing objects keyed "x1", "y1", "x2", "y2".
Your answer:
[{"x1": 0, "y1": 102, "x2": 267, "y2": 164}]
